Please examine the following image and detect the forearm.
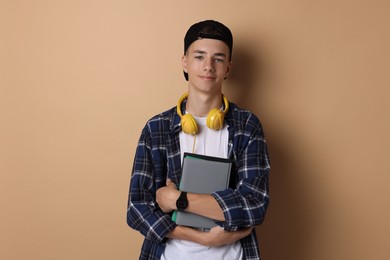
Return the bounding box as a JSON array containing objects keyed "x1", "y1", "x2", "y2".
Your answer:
[
  {"x1": 156, "y1": 180, "x2": 225, "y2": 221},
  {"x1": 166, "y1": 225, "x2": 205, "y2": 244},
  {"x1": 186, "y1": 193, "x2": 225, "y2": 221},
  {"x1": 166, "y1": 225, "x2": 253, "y2": 247}
]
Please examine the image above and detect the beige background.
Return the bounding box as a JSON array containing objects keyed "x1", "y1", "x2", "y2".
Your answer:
[{"x1": 1, "y1": 1, "x2": 389, "y2": 259}]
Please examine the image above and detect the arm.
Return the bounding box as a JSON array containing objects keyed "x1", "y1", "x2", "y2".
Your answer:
[
  {"x1": 166, "y1": 225, "x2": 253, "y2": 247},
  {"x1": 126, "y1": 127, "x2": 176, "y2": 243},
  {"x1": 156, "y1": 179, "x2": 224, "y2": 221},
  {"x1": 213, "y1": 115, "x2": 270, "y2": 231},
  {"x1": 156, "y1": 180, "x2": 253, "y2": 246}
]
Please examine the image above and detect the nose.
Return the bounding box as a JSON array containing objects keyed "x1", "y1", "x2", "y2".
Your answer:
[{"x1": 203, "y1": 57, "x2": 215, "y2": 72}]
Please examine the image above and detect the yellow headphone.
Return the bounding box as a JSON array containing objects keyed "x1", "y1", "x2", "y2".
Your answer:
[{"x1": 176, "y1": 92, "x2": 229, "y2": 135}]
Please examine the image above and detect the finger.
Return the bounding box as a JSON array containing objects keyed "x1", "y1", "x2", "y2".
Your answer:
[
  {"x1": 166, "y1": 179, "x2": 177, "y2": 188},
  {"x1": 242, "y1": 227, "x2": 254, "y2": 236}
]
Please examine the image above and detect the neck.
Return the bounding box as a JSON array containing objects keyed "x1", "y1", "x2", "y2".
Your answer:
[{"x1": 186, "y1": 91, "x2": 222, "y2": 117}]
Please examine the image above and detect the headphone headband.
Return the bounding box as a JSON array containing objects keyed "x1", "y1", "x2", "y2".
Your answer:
[
  {"x1": 176, "y1": 92, "x2": 229, "y2": 116},
  {"x1": 176, "y1": 92, "x2": 229, "y2": 135}
]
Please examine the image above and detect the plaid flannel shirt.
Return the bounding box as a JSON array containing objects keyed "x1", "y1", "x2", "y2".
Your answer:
[{"x1": 127, "y1": 102, "x2": 270, "y2": 260}]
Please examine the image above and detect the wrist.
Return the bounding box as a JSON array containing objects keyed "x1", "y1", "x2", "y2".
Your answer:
[{"x1": 176, "y1": 191, "x2": 188, "y2": 211}]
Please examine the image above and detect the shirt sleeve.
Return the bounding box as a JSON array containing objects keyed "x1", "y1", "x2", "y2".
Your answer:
[
  {"x1": 211, "y1": 114, "x2": 270, "y2": 231},
  {"x1": 126, "y1": 126, "x2": 176, "y2": 243}
]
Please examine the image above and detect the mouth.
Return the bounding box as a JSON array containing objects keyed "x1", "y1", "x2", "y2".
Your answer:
[{"x1": 199, "y1": 75, "x2": 216, "y2": 81}]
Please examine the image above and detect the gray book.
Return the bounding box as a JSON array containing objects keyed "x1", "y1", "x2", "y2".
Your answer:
[{"x1": 172, "y1": 153, "x2": 233, "y2": 230}]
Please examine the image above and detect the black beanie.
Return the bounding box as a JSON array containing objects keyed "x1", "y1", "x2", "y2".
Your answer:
[{"x1": 183, "y1": 20, "x2": 233, "y2": 81}]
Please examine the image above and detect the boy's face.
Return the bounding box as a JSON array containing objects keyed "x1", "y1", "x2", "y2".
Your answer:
[{"x1": 182, "y1": 38, "x2": 231, "y2": 94}]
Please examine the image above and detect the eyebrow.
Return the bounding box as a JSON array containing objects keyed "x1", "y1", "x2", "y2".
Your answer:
[{"x1": 192, "y1": 50, "x2": 227, "y2": 57}]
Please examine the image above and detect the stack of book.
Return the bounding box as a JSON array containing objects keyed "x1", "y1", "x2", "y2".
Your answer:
[{"x1": 172, "y1": 153, "x2": 233, "y2": 230}]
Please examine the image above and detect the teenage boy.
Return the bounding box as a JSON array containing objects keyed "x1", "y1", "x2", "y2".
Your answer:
[{"x1": 127, "y1": 20, "x2": 270, "y2": 260}]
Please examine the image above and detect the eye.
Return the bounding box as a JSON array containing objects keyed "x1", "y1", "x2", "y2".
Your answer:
[
  {"x1": 195, "y1": 56, "x2": 204, "y2": 60},
  {"x1": 214, "y1": 58, "x2": 225, "y2": 63}
]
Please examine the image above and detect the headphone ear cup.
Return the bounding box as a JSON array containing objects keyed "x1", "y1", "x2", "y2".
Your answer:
[
  {"x1": 206, "y1": 108, "x2": 224, "y2": 130},
  {"x1": 181, "y1": 114, "x2": 198, "y2": 135}
]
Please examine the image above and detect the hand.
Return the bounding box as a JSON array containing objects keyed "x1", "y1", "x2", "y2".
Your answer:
[
  {"x1": 200, "y1": 226, "x2": 254, "y2": 247},
  {"x1": 156, "y1": 179, "x2": 180, "y2": 213}
]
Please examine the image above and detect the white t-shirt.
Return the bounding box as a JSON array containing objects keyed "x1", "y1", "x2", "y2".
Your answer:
[{"x1": 161, "y1": 116, "x2": 243, "y2": 260}]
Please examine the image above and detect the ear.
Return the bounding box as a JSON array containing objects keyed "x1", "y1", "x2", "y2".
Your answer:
[
  {"x1": 225, "y1": 61, "x2": 232, "y2": 78},
  {"x1": 181, "y1": 54, "x2": 188, "y2": 73}
]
